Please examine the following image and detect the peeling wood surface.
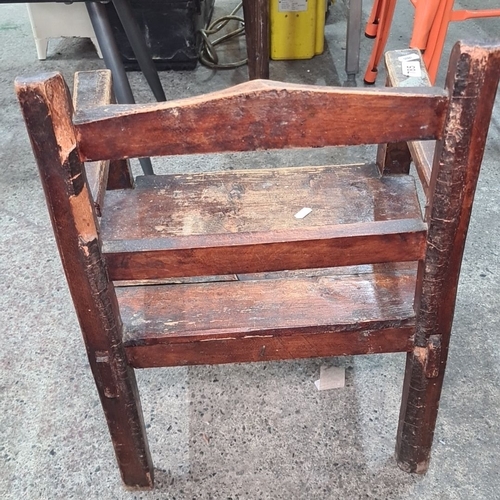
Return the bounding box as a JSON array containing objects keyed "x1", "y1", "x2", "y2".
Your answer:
[
  {"x1": 119, "y1": 264, "x2": 417, "y2": 367},
  {"x1": 74, "y1": 81, "x2": 449, "y2": 161},
  {"x1": 396, "y1": 41, "x2": 500, "y2": 474}
]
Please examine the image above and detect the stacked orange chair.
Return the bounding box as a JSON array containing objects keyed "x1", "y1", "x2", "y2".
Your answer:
[{"x1": 364, "y1": 0, "x2": 500, "y2": 83}]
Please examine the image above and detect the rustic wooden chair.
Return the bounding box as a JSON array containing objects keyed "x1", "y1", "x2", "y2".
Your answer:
[{"x1": 16, "y1": 41, "x2": 500, "y2": 489}]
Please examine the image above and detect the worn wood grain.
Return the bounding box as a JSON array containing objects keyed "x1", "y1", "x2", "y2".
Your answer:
[
  {"x1": 74, "y1": 81, "x2": 449, "y2": 161},
  {"x1": 396, "y1": 41, "x2": 500, "y2": 474},
  {"x1": 383, "y1": 49, "x2": 435, "y2": 193},
  {"x1": 19, "y1": 41, "x2": 500, "y2": 485},
  {"x1": 107, "y1": 164, "x2": 420, "y2": 236},
  {"x1": 408, "y1": 140, "x2": 435, "y2": 193},
  {"x1": 73, "y1": 70, "x2": 133, "y2": 196},
  {"x1": 119, "y1": 265, "x2": 417, "y2": 367},
  {"x1": 17, "y1": 72, "x2": 154, "y2": 488},
  {"x1": 99, "y1": 164, "x2": 425, "y2": 280},
  {"x1": 105, "y1": 218, "x2": 425, "y2": 280},
  {"x1": 237, "y1": 261, "x2": 416, "y2": 281},
  {"x1": 242, "y1": 0, "x2": 269, "y2": 79}
]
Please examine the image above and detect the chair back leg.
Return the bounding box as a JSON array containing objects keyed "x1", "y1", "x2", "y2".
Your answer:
[
  {"x1": 396, "y1": 41, "x2": 500, "y2": 473},
  {"x1": 16, "y1": 72, "x2": 154, "y2": 488}
]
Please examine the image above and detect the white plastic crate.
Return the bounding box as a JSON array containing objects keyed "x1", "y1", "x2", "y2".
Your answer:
[{"x1": 26, "y1": 3, "x2": 102, "y2": 59}]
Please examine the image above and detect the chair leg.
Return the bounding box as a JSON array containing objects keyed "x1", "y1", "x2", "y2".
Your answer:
[
  {"x1": 422, "y1": 0, "x2": 454, "y2": 84},
  {"x1": 395, "y1": 337, "x2": 446, "y2": 473},
  {"x1": 397, "y1": 41, "x2": 500, "y2": 473},
  {"x1": 409, "y1": 0, "x2": 441, "y2": 49},
  {"x1": 91, "y1": 37, "x2": 103, "y2": 58},
  {"x1": 242, "y1": 0, "x2": 270, "y2": 79},
  {"x1": 16, "y1": 72, "x2": 155, "y2": 488},
  {"x1": 34, "y1": 37, "x2": 48, "y2": 59},
  {"x1": 363, "y1": 0, "x2": 398, "y2": 83},
  {"x1": 365, "y1": 0, "x2": 383, "y2": 37},
  {"x1": 92, "y1": 346, "x2": 155, "y2": 488}
]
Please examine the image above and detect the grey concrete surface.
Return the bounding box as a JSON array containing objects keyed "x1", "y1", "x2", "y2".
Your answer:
[{"x1": 1, "y1": 1, "x2": 499, "y2": 499}]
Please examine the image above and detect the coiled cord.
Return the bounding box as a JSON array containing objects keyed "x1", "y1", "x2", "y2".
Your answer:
[{"x1": 199, "y1": 2, "x2": 247, "y2": 69}]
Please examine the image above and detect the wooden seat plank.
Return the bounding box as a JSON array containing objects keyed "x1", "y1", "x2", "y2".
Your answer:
[
  {"x1": 120, "y1": 263, "x2": 417, "y2": 368},
  {"x1": 100, "y1": 164, "x2": 425, "y2": 280}
]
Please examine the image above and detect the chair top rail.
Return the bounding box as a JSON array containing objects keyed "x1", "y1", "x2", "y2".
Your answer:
[{"x1": 73, "y1": 79, "x2": 449, "y2": 161}]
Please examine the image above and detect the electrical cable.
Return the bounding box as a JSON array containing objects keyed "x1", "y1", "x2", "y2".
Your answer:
[{"x1": 198, "y1": 2, "x2": 248, "y2": 69}]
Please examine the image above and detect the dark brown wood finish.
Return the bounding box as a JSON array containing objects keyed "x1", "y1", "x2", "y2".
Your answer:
[
  {"x1": 376, "y1": 141, "x2": 412, "y2": 175},
  {"x1": 74, "y1": 81, "x2": 449, "y2": 161},
  {"x1": 73, "y1": 70, "x2": 134, "y2": 193},
  {"x1": 100, "y1": 165, "x2": 426, "y2": 280},
  {"x1": 120, "y1": 264, "x2": 417, "y2": 367},
  {"x1": 382, "y1": 50, "x2": 436, "y2": 193},
  {"x1": 242, "y1": 0, "x2": 270, "y2": 79},
  {"x1": 18, "y1": 42, "x2": 500, "y2": 488},
  {"x1": 127, "y1": 328, "x2": 415, "y2": 368},
  {"x1": 105, "y1": 219, "x2": 425, "y2": 280},
  {"x1": 395, "y1": 42, "x2": 500, "y2": 473},
  {"x1": 73, "y1": 70, "x2": 112, "y2": 214},
  {"x1": 73, "y1": 70, "x2": 134, "y2": 212},
  {"x1": 107, "y1": 159, "x2": 134, "y2": 190},
  {"x1": 16, "y1": 73, "x2": 153, "y2": 488}
]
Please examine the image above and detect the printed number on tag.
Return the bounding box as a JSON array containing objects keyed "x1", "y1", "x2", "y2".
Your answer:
[{"x1": 402, "y1": 60, "x2": 422, "y2": 77}]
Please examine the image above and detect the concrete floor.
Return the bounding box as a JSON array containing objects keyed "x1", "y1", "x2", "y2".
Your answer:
[{"x1": 1, "y1": 1, "x2": 500, "y2": 499}]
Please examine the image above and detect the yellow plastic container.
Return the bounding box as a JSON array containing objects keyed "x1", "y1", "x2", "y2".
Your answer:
[{"x1": 270, "y1": 0, "x2": 326, "y2": 60}]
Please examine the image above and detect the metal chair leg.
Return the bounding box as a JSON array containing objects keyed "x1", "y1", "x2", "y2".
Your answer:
[{"x1": 112, "y1": 0, "x2": 166, "y2": 102}]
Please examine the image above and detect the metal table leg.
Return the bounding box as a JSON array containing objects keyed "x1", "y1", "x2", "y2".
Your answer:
[
  {"x1": 345, "y1": 0, "x2": 362, "y2": 84},
  {"x1": 86, "y1": 1, "x2": 154, "y2": 175},
  {"x1": 111, "y1": 0, "x2": 166, "y2": 102}
]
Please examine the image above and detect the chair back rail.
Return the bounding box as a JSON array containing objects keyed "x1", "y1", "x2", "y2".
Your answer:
[{"x1": 73, "y1": 80, "x2": 449, "y2": 161}]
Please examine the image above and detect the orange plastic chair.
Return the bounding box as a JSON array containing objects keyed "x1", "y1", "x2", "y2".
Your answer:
[{"x1": 364, "y1": 0, "x2": 500, "y2": 84}]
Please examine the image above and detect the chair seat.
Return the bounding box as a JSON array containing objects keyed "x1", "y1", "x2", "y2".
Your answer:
[
  {"x1": 118, "y1": 262, "x2": 417, "y2": 368},
  {"x1": 101, "y1": 162, "x2": 422, "y2": 368},
  {"x1": 100, "y1": 163, "x2": 426, "y2": 280}
]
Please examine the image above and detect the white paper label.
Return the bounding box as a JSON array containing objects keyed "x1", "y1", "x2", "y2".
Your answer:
[
  {"x1": 294, "y1": 207, "x2": 312, "y2": 219},
  {"x1": 402, "y1": 60, "x2": 422, "y2": 77},
  {"x1": 279, "y1": 0, "x2": 307, "y2": 12},
  {"x1": 398, "y1": 53, "x2": 420, "y2": 63}
]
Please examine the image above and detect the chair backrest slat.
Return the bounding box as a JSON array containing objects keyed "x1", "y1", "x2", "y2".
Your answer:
[{"x1": 74, "y1": 80, "x2": 449, "y2": 161}]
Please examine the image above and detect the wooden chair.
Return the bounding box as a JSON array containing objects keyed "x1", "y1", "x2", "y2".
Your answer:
[{"x1": 16, "y1": 41, "x2": 500, "y2": 489}]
